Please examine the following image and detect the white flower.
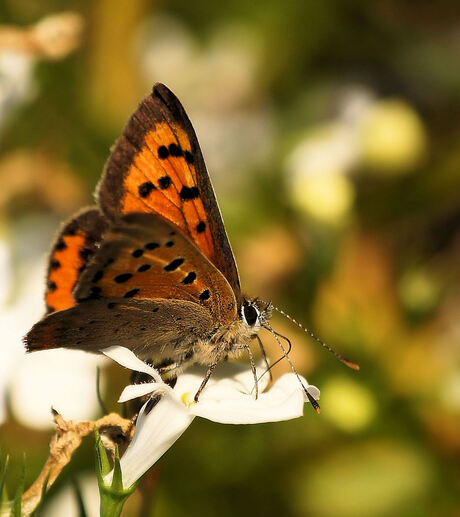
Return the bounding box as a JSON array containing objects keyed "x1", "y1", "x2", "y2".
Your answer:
[{"x1": 102, "y1": 346, "x2": 320, "y2": 488}]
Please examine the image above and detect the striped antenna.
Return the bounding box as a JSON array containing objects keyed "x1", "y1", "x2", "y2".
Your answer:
[
  {"x1": 261, "y1": 301, "x2": 360, "y2": 371},
  {"x1": 260, "y1": 317, "x2": 320, "y2": 414}
]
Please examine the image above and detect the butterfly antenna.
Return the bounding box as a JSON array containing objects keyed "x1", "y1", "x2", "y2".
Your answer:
[
  {"x1": 261, "y1": 317, "x2": 320, "y2": 414},
  {"x1": 256, "y1": 330, "x2": 292, "y2": 383},
  {"x1": 265, "y1": 303, "x2": 360, "y2": 371}
]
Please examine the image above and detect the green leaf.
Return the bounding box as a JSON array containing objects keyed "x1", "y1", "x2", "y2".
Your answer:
[
  {"x1": 94, "y1": 427, "x2": 110, "y2": 478},
  {"x1": 11, "y1": 457, "x2": 25, "y2": 517},
  {"x1": 111, "y1": 446, "x2": 123, "y2": 492}
]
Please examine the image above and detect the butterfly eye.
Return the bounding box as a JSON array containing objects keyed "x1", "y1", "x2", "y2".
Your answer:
[{"x1": 242, "y1": 302, "x2": 259, "y2": 327}]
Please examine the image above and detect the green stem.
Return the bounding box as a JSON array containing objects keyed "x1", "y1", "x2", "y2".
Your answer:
[{"x1": 95, "y1": 427, "x2": 138, "y2": 517}]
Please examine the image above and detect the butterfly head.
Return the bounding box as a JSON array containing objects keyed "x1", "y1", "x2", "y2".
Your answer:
[{"x1": 240, "y1": 298, "x2": 272, "y2": 333}]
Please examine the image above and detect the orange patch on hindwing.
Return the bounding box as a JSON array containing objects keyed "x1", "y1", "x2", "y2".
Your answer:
[{"x1": 46, "y1": 232, "x2": 86, "y2": 312}]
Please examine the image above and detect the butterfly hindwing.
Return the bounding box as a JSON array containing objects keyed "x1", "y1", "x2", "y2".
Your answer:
[
  {"x1": 74, "y1": 212, "x2": 237, "y2": 327},
  {"x1": 45, "y1": 208, "x2": 108, "y2": 314},
  {"x1": 24, "y1": 297, "x2": 214, "y2": 362},
  {"x1": 97, "y1": 83, "x2": 241, "y2": 296}
]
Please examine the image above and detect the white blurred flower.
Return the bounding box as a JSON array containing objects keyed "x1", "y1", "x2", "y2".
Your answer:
[
  {"x1": 285, "y1": 86, "x2": 427, "y2": 222},
  {"x1": 359, "y1": 99, "x2": 427, "y2": 172},
  {"x1": 0, "y1": 237, "x2": 12, "y2": 306},
  {"x1": 0, "y1": 221, "x2": 103, "y2": 429},
  {"x1": 103, "y1": 346, "x2": 320, "y2": 488},
  {"x1": 0, "y1": 12, "x2": 83, "y2": 131},
  {"x1": 286, "y1": 123, "x2": 358, "y2": 179},
  {"x1": 289, "y1": 169, "x2": 355, "y2": 224},
  {"x1": 9, "y1": 349, "x2": 105, "y2": 430},
  {"x1": 0, "y1": 50, "x2": 36, "y2": 130},
  {"x1": 284, "y1": 88, "x2": 371, "y2": 223},
  {"x1": 285, "y1": 121, "x2": 358, "y2": 223},
  {"x1": 320, "y1": 376, "x2": 376, "y2": 432},
  {"x1": 41, "y1": 475, "x2": 99, "y2": 517}
]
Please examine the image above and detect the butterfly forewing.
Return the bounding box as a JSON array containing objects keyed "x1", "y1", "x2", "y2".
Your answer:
[
  {"x1": 74, "y1": 213, "x2": 237, "y2": 327},
  {"x1": 25, "y1": 84, "x2": 248, "y2": 375},
  {"x1": 98, "y1": 83, "x2": 241, "y2": 296}
]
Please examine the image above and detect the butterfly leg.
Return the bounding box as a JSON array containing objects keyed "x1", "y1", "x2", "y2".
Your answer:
[
  {"x1": 194, "y1": 344, "x2": 226, "y2": 402},
  {"x1": 229, "y1": 343, "x2": 259, "y2": 399},
  {"x1": 244, "y1": 344, "x2": 258, "y2": 399},
  {"x1": 254, "y1": 334, "x2": 272, "y2": 383}
]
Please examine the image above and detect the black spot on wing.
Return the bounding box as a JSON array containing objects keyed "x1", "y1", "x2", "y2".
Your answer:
[
  {"x1": 180, "y1": 186, "x2": 199, "y2": 200},
  {"x1": 114, "y1": 273, "x2": 133, "y2": 283},
  {"x1": 199, "y1": 289, "x2": 210, "y2": 300},
  {"x1": 196, "y1": 221, "x2": 206, "y2": 233},
  {"x1": 185, "y1": 150, "x2": 194, "y2": 164},
  {"x1": 124, "y1": 288, "x2": 140, "y2": 298},
  {"x1": 79, "y1": 248, "x2": 93, "y2": 261},
  {"x1": 56, "y1": 239, "x2": 66, "y2": 251},
  {"x1": 138, "y1": 264, "x2": 151, "y2": 272},
  {"x1": 86, "y1": 286, "x2": 102, "y2": 299},
  {"x1": 168, "y1": 143, "x2": 183, "y2": 157},
  {"x1": 164, "y1": 258, "x2": 184, "y2": 271},
  {"x1": 138, "y1": 181, "x2": 155, "y2": 198},
  {"x1": 182, "y1": 272, "x2": 196, "y2": 284},
  {"x1": 145, "y1": 242, "x2": 159, "y2": 250},
  {"x1": 50, "y1": 260, "x2": 61, "y2": 270},
  {"x1": 132, "y1": 249, "x2": 144, "y2": 258},
  {"x1": 158, "y1": 176, "x2": 172, "y2": 189},
  {"x1": 158, "y1": 146, "x2": 169, "y2": 159},
  {"x1": 92, "y1": 270, "x2": 103, "y2": 283},
  {"x1": 64, "y1": 227, "x2": 76, "y2": 236}
]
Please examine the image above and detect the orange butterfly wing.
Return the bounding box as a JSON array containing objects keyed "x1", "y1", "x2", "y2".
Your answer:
[
  {"x1": 74, "y1": 213, "x2": 237, "y2": 327},
  {"x1": 97, "y1": 83, "x2": 241, "y2": 296},
  {"x1": 44, "y1": 208, "x2": 107, "y2": 313}
]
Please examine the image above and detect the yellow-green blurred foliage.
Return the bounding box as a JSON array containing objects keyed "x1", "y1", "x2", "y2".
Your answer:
[{"x1": 0, "y1": 1, "x2": 459, "y2": 516}]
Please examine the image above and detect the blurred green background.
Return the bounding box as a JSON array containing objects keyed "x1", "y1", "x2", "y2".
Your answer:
[{"x1": 0, "y1": 1, "x2": 459, "y2": 516}]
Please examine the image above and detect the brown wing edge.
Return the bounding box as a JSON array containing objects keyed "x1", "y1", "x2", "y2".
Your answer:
[
  {"x1": 43, "y1": 207, "x2": 108, "y2": 314},
  {"x1": 96, "y1": 83, "x2": 241, "y2": 297},
  {"x1": 24, "y1": 297, "x2": 214, "y2": 359}
]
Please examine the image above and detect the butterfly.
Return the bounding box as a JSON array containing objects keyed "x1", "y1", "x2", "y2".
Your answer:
[
  {"x1": 25, "y1": 84, "x2": 359, "y2": 409},
  {"x1": 25, "y1": 83, "x2": 303, "y2": 403}
]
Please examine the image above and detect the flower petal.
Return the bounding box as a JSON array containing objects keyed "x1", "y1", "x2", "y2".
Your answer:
[
  {"x1": 173, "y1": 361, "x2": 269, "y2": 403},
  {"x1": 105, "y1": 391, "x2": 195, "y2": 488},
  {"x1": 303, "y1": 384, "x2": 320, "y2": 402},
  {"x1": 190, "y1": 373, "x2": 319, "y2": 424},
  {"x1": 118, "y1": 382, "x2": 163, "y2": 403},
  {"x1": 101, "y1": 346, "x2": 162, "y2": 383}
]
